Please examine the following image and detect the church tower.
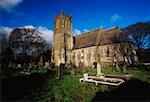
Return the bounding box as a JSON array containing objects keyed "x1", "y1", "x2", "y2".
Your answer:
[{"x1": 52, "y1": 11, "x2": 73, "y2": 66}]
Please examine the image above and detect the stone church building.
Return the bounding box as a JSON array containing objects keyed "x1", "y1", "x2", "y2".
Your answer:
[{"x1": 52, "y1": 12, "x2": 138, "y2": 68}]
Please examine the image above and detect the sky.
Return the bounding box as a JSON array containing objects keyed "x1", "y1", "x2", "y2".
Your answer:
[{"x1": 0, "y1": 0, "x2": 150, "y2": 35}]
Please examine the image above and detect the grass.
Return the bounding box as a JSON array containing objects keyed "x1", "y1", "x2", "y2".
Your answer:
[
  {"x1": 8, "y1": 67, "x2": 99, "y2": 102},
  {"x1": 71, "y1": 65, "x2": 150, "y2": 84},
  {"x1": 2, "y1": 65, "x2": 150, "y2": 102},
  {"x1": 1, "y1": 67, "x2": 49, "y2": 80},
  {"x1": 12, "y1": 67, "x2": 49, "y2": 77},
  {"x1": 33, "y1": 75, "x2": 98, "y2": 102},
  {"x1": 101, "y1": 66, "x2": 150, "y2": 83},
  {"x1": 127, "y1": 68, "x2": 150, "y2": 83}
]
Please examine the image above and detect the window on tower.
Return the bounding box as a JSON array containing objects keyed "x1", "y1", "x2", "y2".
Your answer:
[
  {"x1": 106, "y1": 47, "x2": 110, "y2": 57},
  {"x1": 62, "y1": 19, "x2": 65, "y2": 28},
  {"x1": 56, "y1": 19, "x2": 59, "y2": 29}
]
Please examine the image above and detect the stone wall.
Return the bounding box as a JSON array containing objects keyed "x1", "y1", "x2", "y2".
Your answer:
[
  {"x1": 52, "y1": 12, "x2": 73, "y2": 66},
  {"x1": 71, "y1": 43, "x2": 137, "y2": 68}
]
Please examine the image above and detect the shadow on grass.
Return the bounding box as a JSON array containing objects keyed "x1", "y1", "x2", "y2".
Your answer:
[
  {"x1": 92, "y1": 79, "x2": 150, "y2": 102},
  {"x1": 1, "y1": 69, "x2": 150, "y2": 102},
  {"x1": 1, "y1": 73, "x2": 48, "y2": 101}
]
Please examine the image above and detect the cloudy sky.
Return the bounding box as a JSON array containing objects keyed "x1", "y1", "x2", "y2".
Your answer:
[{"x1": 0, "y1": 0, "x2": 150, "y2": 35}]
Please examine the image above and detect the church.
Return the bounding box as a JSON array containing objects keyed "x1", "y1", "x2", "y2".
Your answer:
[{"x1": 51, "y1": 12, "x2": 138, "y2": 68}]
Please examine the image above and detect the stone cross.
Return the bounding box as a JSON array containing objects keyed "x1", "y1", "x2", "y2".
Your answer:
[
  {"x1": 97, "y1": 63, "x2": 102, "y2": 77},
  {"x1": 83, "y1": 73, "x2": 89, "y2": 81}
]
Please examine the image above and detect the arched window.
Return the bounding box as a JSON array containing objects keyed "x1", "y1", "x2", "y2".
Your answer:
[
  {"x1": 106, "y1": 47, "x2": 109, "y2": 57},
  {"x1": 55, "y1": 19, "x2": 59, "y2": 29},
  {"x1": 87, "y1": 50, "x2": 91, "y2": 61},
  {"x1": 81, "y1": 50, "x2": 84, "y2": 59},
  {"x1": 98, "y1": 54, "x2": 100, "y2": 62}
]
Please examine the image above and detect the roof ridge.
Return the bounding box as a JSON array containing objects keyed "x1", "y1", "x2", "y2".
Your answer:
[
  {"x1": 74, "y1": 28, "x2": 99, "y2": 37},
  {"x1": 74, "y1": 26, "x2": 120, "y2": 37},
  {"x1": 103, "y1": 26, "x2": 119, "y2": 31}
]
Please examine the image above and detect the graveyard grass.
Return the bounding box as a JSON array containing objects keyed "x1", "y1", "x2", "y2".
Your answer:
[
  {"x1": 23, "y1": 66, "x2": 150, "y2": 101},
  {"x1": 29, "y1": 67, "x2": 114, "y2": 102},
  {"x1": 2, "y1": 65, "x2": 150, "y2": 101}
]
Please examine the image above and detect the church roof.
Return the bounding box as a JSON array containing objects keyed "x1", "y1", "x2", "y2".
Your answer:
[{"x1": 74, "y1": 27, "x2": 126, "y2": 49}]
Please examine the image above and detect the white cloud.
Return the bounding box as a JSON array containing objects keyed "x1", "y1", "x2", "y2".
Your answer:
[
  {"x1": 0, "y1": 25, "x2": 53, "y2": 46},
  {"x1": 73, "y1": 29, "x2": 81, "y2": 35},
  {"x1": 20, "y1": 25, "x2": 35, "y2": 29},
  {"x1": 0, "y1": 0, "x2": 22, "y2": 12},
  {"x1": 0, "y1": 26, "x2": 13, "y2": 38},
  {"x1": 37, "y1": 26, "x2": 53, "y2": 44},
  {"x1": 110, "y1": 14, "x2": 122, "y2": 22},
  {"x1": 83, "y1": 29, "x2": 88, "y2": 32}
]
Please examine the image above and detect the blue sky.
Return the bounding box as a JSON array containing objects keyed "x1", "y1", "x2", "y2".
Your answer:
[{"x1": 1, "y1": 0, "x2": 150, "y2": 32}]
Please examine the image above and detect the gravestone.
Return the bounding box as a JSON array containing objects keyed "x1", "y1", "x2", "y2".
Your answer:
[
  {"x1": 97, "y1": 63, "x2": 102, "y2": 77},
  {"x1": 28, "y1": 63, "x2": 32, "y2": 71},
  {"x1": 59, "y1": 63, "x2": 65, "y2": 78},
  {"x1": 17, "y1": 64, "x2": 21, "y2": 69},
  {"x1": 45, "y1": 62, "x2": 49, "y2": 68},
  {"x1": 38, "y1": 57, "x2": 43, "y2": 67},
  {"x1": 83, "y1": 73, "x2": 88, "y2": 81}
]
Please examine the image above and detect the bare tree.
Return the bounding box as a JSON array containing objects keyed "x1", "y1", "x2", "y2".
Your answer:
[
  {"x1": 124, "y1": 22, "x2": 150, "y2": 50},
  {"x1": 9, "y1": 28, "x2": 47, "y2": 66},
  {"x1": 108, "y1": 28, "x2": 133, "y2": 72},
  {"x1": 0, "y1": 30, "x2": 14, "y2": 70}
]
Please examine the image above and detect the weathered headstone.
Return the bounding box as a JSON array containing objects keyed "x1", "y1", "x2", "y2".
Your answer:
[
  {"x1": 60, "y1": 63, "x2": 65, "y2": 78},
  {"x1": 71, "y1": 68, "x2": 75, "y2": 75},
  {"x1": 97, "y1": 63, "x2": 102, "y2": 77},
  {"x1": 38, "y1": 56, "x2": 43, "y2": 67},
  {"x1": 83, "y1": 73, "x2": 88, "y2": 81},
  {"x1": 45, "y1": 62, "x2": 49, "y2": 67},
  {"x1": 17, "y1": 64, "x2": 21, "y2": 69},
  {"x1": 133, "y1": 50, "x2": 138, "y2": 64},
  {"x1": 123, "y1": 64, "x2": 127, "y2": 73},
  {"x1": 28, "y1": 63, "x2": 32, "y2": 71},
  {"x1": 116, "y1": 64, "x2": 120, "y2": 72}
]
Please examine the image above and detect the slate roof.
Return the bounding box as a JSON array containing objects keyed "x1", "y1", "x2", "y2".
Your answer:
[{"x1": 74, "y1": 27, "x2": 125, "y2": 49}]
